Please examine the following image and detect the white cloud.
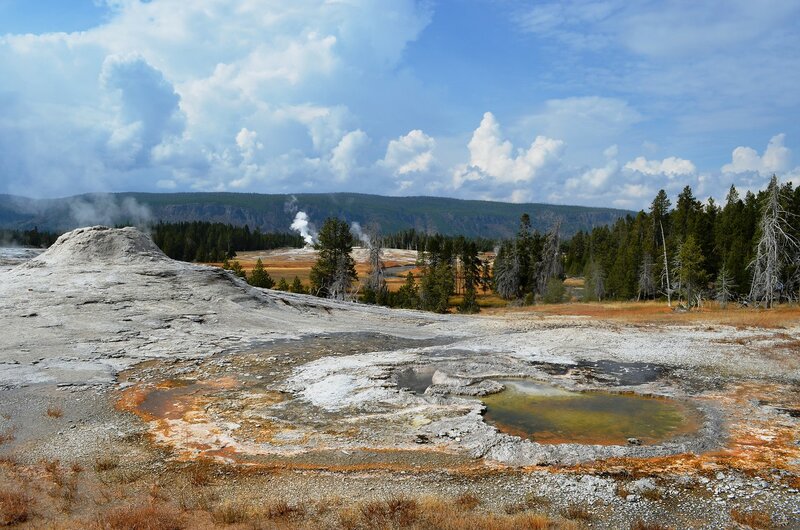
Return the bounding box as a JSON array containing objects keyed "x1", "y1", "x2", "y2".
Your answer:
[
  {"x1": 329, "y1": 130, "x2": 369, "y2": 182},
  {"x1": 235, "y1": 128, "x2": 263, "y2": 163},
  {"x1": 517, "y1": 97, "x2": 641, "y2": 164},
  {"x1": 624, "y1": 156, "x2": 696, "y2": 177},
  {"x1": 381, "y1": 129, "x2": 436, "y2": 175},
  {"x1": 455, "y1": 112, "x2": 564, "y2": 186},
  {"x1": 0, "y1": 0, "x2": 431, "y2": 196},
  {"x1": 721, "y1": 133, "x2": 792, "y2": 176}
]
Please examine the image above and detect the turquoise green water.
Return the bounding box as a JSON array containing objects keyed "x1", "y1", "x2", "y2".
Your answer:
[{"x1": 482, "y1": 380, "x2": 696, "y2": 445}]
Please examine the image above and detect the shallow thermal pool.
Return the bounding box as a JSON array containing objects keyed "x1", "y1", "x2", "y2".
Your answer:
[{"x1": 482, "y1": 380, "x2": 698, "y2": 446}]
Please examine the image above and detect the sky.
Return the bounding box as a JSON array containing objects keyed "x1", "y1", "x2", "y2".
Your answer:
[{"x1": 1, "y1": 0, "x2": 799, "y2": 209}]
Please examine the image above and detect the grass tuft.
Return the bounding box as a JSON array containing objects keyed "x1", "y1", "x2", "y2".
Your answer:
[
  {"x1": 0, "y1": 488, "x2": 31, "y2": 526},
  {"x1": 561, "y1": 504, "x2": 593, "y2": 521},
  {"x1": 0, "y1": 428, "x2": 15, "y2": 445},
  {"x1": 454, "y1": 491, "x2": 481, "y2": 511},
  {"x1": 263, "y1": 499, "x2": 307, "y2": 520},
  {"x1": 97, "y1": 502, "x2": 184, "y2": 530},
  {"x1": 45, "y1": 406, "x2": 64, "y2": 418},
  {"x1": 94, "y1": 454, "x2": 120, "y2": 472},
  {"x1": 211, "y1": 501, "x2": 250, "y2": 525},
  {"x1": 730, "y1": 508, "x2": 772, "y2": 529},
  {"x1": 187, "y1": 458, "x2": 213, "y2": 487}
]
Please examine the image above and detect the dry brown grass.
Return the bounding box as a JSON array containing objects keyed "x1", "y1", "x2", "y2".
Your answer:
[
  {"x1": 730, "y1": 508, "x2": 773, "y2": 529},
  {"x1": 46, "y1": 406, "x2": 64, "y2": 418},
  {"x1": 454, "y1": 492, "x2": 481, "y2": 510},
  {"x1": 262, "y1": 499, "x2": 307, "y2": 521},
  {"x1": 94, "y1": 455, "x2": 120, "y2": 473},
  {"x1": 211, "y1": 501, "x2": 250, "y2": 525},
  {"x1": 96, "y1": 502, "x2": 184, "y2": 530},
  {"x1": 490, "y1": 300, "x2": 800, "y2": 328},
  {"x1": 336, "y1": 496, "x2": 555, "y2": 530},
  {"x1": 615, "y1": 483, "x2": 630, "y2": 498},
  {"x1": 640, "y1": 488, "x2": 662, "y2": 501},
  {"x1": 0, "y1": 488, "x2": 31, "y2": 526},
  {"x1": 560, "y1": 504, "x2": 593, "y2": 521},
  {"x1": 186, "y1": 458, "x2": 213, "y2": 487},
  {"x1": 503, "y1": 493, "x2": 551, "y2": 515},
  {"x1": 0, "y1": 429, "x2": 14, "y2": 445}
]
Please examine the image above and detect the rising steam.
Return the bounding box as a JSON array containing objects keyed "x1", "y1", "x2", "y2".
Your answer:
[
  {"x1": 349, "y1": 222, "x2": 372, "y2": 248},
  {"x1": 290, "y1": 211, "x2": 317, "y2": 247}
]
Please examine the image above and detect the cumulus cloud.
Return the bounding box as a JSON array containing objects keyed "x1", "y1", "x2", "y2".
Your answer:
[
  {"x1": 624, "y1": 156, "x2": 696, "y2": 177},
  {"x1": 381, "y1": 129, "x2": 436, "y2": 176},
  {"x1": 721, "y1": 134, "x2": 792, "y2": 176},
  {"x1": 235, "y1": 128, "x2": 263, "y2": 163},
  {"x1": 453, "y1": 112, "x2": 564, "y2": 188},
  {"x1": 0, "y1": 0, "x2": 431, "y2": 196},
  {"x1": 329, "y1": 130, "x2": 369, "y2": 182},
  {"x1": 100, "y1": 54, "x2": 185, "y2": 168}
]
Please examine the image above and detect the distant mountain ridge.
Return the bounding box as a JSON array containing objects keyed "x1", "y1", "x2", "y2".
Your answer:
[{"x1": 0, "y1": 192, "x2": 633, "y2": 239}]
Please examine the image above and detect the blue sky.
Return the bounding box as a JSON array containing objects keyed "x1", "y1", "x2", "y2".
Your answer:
[{"x1": 1, "y1": 0, "x2": 799, "y2": 208}]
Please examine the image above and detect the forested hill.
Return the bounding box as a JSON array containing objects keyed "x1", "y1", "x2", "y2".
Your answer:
[{"x1": 0, "y1": 192, "x2": 631, "y2": 239}]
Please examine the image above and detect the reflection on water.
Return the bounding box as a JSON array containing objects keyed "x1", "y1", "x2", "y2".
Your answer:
[{"x1": 482, "y1": 380, "x2": 698, "y2": 445}]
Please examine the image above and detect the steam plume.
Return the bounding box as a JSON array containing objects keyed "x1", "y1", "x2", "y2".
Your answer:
[
  {"x1": 69, "y1": 194, "x2": 152, "y2": 228},
  {"x1": 290, "y1": 211, "x2": 317, "y2": 247},
  {"x1": 349, "y1": 222, "x2": 372, "y2": 248}
]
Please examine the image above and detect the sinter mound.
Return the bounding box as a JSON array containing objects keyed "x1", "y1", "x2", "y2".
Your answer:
[{"x1": 24, "y1": 225, "x2": 169, "y2": 267}]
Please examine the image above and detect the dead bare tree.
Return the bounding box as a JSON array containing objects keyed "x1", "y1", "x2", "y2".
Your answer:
[
  {"x1": 748, "y1": 176, "x2": 799, "y2": 308},
  {"x1": 364, "y1": 232, "x2": 387, "y2": 300},
  {"x1": 637, "y1": 254, "x2": 655, "y2": 301},
  {"x1": 329, "y1": 254, "x2": 356, "y2": 301},
  {"x1": 536, "y1": 220, "x2": 563, "y2": 295},
  {"x1": 588, "y1": 261, "x2": 605, "y2": 301},
  {"x1": 714, "y1": 265, "x2": 736, "y2": 308},
  {"x1": 659, "y1": 221, "x2": 674, "y2": 307}
]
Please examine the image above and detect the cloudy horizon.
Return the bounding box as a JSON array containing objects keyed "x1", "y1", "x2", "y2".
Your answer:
[{"x1": 1, "y1": 0, "x2": 799, "y2": 209}]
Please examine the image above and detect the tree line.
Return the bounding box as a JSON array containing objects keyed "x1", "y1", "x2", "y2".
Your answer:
[
  {"x1": 0, "y1": 228, "x2": 60, "y2": 248},
  {"x1": 381, "y1": 228, "x2": 495, "y2": 253},
  {"x1": 308, "y1": 176, "x2": 799, "y2": 312},
  {"x1": 562, "y1": 176, "x2": 799, "y2": 307},
  {"x1": 150, "y1": 221, "x2": 305, "y2": 262}
]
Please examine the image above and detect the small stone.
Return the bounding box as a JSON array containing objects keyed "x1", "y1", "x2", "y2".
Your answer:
[{"x1": 627, "y1": 437, "x2": 642, "y2": 446}]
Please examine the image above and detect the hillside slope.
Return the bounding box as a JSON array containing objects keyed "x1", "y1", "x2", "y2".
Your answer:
[{"x1": 0, "y1": 192, "x2": 632, "y2": 238}]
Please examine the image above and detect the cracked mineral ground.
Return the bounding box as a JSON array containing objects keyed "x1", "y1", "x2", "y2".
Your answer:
[{"x1": 1, "y1": 226, "x2": 798, "y2": 529}]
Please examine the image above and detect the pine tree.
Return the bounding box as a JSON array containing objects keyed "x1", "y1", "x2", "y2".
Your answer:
[
  {"x1": 290, "y1": 276, "x2": 307, "y2": 294},
  {"x1": 458, "y1": 242, "x2": 480, "y2": 313},
  {"x1": 675, "y1": 235, "x2": 707, "y2": 308},
  {"x1": 396, "y1": 272, "x2": 420, "y2": 309},
  {"x1": 228, "y1": 260, "x2": 246, "y2": 279},
  {"x1": 493, "y1": 241, "x2": 520, "y2": 300},
  {"x1": 247, "y1": 258, "x2": 275, "y2": 289},
  {"x1": 310, "y1": 218, "x2": 358, "y2": 299},
  {"x1": 584, "y1": 261, "x2": 605, "y2": 301},
  {"x1": 277, "y1": 277, "x2": 289, "y2": 291},
  {"x1": 420, "y1": 262, "x2": 455, "y2": 313}
]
